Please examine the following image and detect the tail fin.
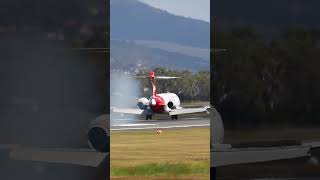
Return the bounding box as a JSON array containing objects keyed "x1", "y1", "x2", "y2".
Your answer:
[
  {"x1": 149, "y1": 71, "x2": 157, "y2": 96},
  {"x1": 137, "y1": 71, "x2": 179, "y2": 96}
]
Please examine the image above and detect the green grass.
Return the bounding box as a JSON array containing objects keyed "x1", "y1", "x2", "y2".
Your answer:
[
  {"x1": 111, "y1": 162, "x2": 210, "y2": 177},
  {"x1": 111, "y1": 127, "x2": 210, "y2": 179}
]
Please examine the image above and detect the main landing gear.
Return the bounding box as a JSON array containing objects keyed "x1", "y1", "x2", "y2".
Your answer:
[
  {"x1": 171, "y1": 115, "x2": 178, "y2": 120},
  {"x1": 146, "y1": 115, "x2": 152, "y2": 120}
]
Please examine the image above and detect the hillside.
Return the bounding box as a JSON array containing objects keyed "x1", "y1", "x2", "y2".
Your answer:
[
  {"x1": 111, "y1": 40, "x2": 209, "y2": 72},
  {"x1": 111, "y1": 0, "x2": 209, "y2": 48},
  {"x1": 110, "y1": 0, "x2": 210, "y2": 71}
]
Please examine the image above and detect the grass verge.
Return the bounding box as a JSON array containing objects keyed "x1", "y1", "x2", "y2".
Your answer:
[
  {"x1": 111, "y1": 162, "x2": 209, "y2": 176},
  {"x1": 111, "y1": 127, "x2": 210, "y2": 179}
]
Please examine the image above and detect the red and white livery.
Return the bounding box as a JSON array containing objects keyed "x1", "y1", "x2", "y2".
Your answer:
[{"x1": 112, "y1": 71, "x2": 209, "y2": 120}]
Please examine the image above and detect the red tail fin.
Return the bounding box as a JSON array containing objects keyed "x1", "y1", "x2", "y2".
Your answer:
[{"x1": 150, "y1": 71, "x2": 157, "y2": 96}]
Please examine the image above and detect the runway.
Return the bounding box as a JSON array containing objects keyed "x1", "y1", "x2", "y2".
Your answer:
[{"x1": 110, "y1": 117, "x2": 210, "y2": 131}]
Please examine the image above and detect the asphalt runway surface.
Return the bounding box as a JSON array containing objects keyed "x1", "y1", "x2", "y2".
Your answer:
[{"x1": 110, "y1": 117, "x2": 209, "y2": 131}]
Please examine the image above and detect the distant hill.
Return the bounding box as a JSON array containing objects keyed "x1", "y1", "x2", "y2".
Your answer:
[
  {"x1": 111, "y1": 40, "x2": 209, "y2": 72},
  {"x1": 110, "y1": 0, "x2": 209, "y2": 48},
  {"x1": 110, "y1": 0, "x2": 210, "y2": 72},
  {"x1": 133, "y1": 40, "x2": 209, "y2": 60}
]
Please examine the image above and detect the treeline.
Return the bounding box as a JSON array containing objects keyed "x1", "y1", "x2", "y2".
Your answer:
[
  {"x1": 211, "y1": 27, "x2": 320, "y2": 128},
  {"x1": 137, "y1": 68, "x2": 210, "y2": 101}
]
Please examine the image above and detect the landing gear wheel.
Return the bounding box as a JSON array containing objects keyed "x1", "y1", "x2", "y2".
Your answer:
[
  {"x1": 171, "y1": 115, "x2": 178, "y2": 120},
  {"x1": 146, "y1": 115, "x2": 152, "y2": 120}
]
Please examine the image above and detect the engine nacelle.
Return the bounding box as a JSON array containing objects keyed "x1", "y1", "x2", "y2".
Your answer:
[
  {"x1": 137, "y1": 97, "x2": 149, "y2": 110},
  {"x1": 157, "y1": 93, "x2": 181, "y2": 112},
  {"x1": 167, "y1": 101, "x2": 178, "y2": 109},
  {"x1": 87, "y1": 114, "x2": 109, "y2": 153}
]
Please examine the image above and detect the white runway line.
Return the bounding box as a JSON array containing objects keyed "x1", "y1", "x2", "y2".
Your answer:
[
  {"x1": 113, "y1": 123, "x2": 156, "y2": 127},
  {"x1": 111, "y1": 123, "x2": 210, "y2": 131},
  {"x1": 112, "y1": 119, "x2": 158, "y2": 122},
  {"x1": 184, "y1": 118, "x2": 201, "y2": 120}
]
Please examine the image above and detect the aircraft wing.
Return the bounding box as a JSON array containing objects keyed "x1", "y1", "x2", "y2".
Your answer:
[
  {"x1": 111, "y1": 107, "x2": 144, "y2": 115},
  {"x1": 0, "y1": 145, "x2": 107, "y2": 167},
  {"x1": 211, "y1": 142, "x2": 320, "y2": 167},
  {"x1": 169, "y1": 106, "x2": 209, "y2": 116}
]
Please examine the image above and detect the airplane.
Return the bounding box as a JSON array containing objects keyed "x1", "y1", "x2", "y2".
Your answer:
[
  {"x1": 209, "y1": 104, "x2": 320, "y2": 177},
  {"x1": 111, "y1": 71, "x2": 209, "y2": 120},
  {"x1": 0, "y1": 114, "x2": 109, "y2": 168}
]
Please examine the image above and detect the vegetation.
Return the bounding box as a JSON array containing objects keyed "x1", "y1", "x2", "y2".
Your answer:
[{"x1": 212, "y1": 26, "x2": 320, "y2": 128}]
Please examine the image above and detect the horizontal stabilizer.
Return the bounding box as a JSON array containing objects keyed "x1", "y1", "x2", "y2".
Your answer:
[
  {"x1": 211, "y1": 49, "x2": 227, "y2": 53},
  {"x1": 135, "y1": 76, "x2": 180, "y2": 80}
]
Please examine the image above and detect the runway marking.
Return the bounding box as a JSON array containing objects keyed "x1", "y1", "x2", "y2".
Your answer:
[
  {"x1": 111, "y1": 123, "x2": 210, "y2": 131},
  {"x1": 184, "y1": 118, "x2": 201, "y2": 120},
  {"x1": 112, "y1": 119, "x2": 158, "y2": 122},
  {"x1": 112, "y1": 119, "x2": 206, "y2": 122},
  {"x1": 113, "y1": 123, "x2": 156, "y2": 127}
]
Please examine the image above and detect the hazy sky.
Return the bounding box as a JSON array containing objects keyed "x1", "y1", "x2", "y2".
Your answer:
[{"x1": 138, "y1": 0, "x2": 210, "y2": 22}]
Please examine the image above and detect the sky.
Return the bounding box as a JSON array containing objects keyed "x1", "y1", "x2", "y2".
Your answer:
[{"x1": 138, "y1": 0, "x2": 210, "y2": 22}]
